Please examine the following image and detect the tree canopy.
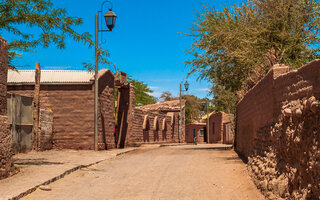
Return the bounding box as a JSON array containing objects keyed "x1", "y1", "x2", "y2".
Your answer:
[
  {"x1": 187, "y1": 0, "x2": 320, "y2": 113},
  {"x1": 159, "y1": 91, "x2": 173, "y2": 102},
  {"x1": 0, "y1": 0, "x2": 109, "y2": 69},
  {"x1": 128, "y1": 77, "x2": 157, "y2": 106}
]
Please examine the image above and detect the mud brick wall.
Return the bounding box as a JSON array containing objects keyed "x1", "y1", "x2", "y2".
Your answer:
[
  {"x1": 248, "y1": 97, "x2": 320, "y2": 200},
  {"x1": 209, "y1": 112, "x2": 232, "y2": 143},
  {"x1": 8, "y1": 69, "x2": 115, "y2": 150},
  {"x1": 0, "y1": 37, "x2": 7, "y2": 115},
  {"x1": 0, "y1": 37, "x2": 15, "y2": 179},
  {"x1": 126, "y1": 108, "x2": 179, "y2": 146},
  {"x1": 236, "y1": 60, "x2": 320, "y2": 157},
  {"x1": 0, "y1": 116, "x2": 15, "y2": 179},
  {"x1": 8, "y1": 84, "x2": 95, "y2": 149},
  {"x1": 237, "y1": 60, "x2": 320, "y2": 199},
  {"x1": 185, "y1": 124, "x2": 206, "y2": 143},
  {"x1": 97, "y1": 69, "x2": 115, "y2": 149},
  {"x1": 124, "y1": 85, "x2": 136, "y2": 147},
  {"x1": 39, "y1": 109, "x2": 53, "y2": 151}
]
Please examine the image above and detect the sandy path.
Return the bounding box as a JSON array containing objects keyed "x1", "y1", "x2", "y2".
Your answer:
[{"x1": 23, "y1": 144, "x2": 265, "y2": 200}]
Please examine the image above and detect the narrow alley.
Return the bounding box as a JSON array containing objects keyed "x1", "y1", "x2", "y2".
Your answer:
[{"x1": 23, "y1": 145, "x2": 264, "y2": 200}]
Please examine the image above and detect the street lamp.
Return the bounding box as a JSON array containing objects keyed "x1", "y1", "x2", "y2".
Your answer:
[
  {"x1": 94, "y1": 1, "x2": 117, "y2": 151},
  {"x1": 184, "y1": 81, "x2": 189, "y2": 91},
  {"x1": 104, "y1": 9, "x2": 117, "y2": 31},
  {"x1": 179, "y1": 81, "x2": 190, "y2": 143}
]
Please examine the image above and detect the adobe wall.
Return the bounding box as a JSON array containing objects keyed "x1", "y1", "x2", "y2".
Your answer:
[
  {"x1": 0, "y1": 37, "x2": 16, "y2": 179},
  {"x1": 0, "y1": 116, "x2": 16, "y2": 179},
  {"x1": 185, "y1": 124, "x2": 206, "y2": 143},
  {"x1": 0, "y1": 37, "x2": 7, "y2": 115},
  {"x1": 124, "y1": 85, "x2": 136, "y2": 147},
  {"x1": 236, "y1": 61, "x2": 320, "y2": 157},
  {"x1": 236, "y1": 65, "x2": 290, "y2": 156},
  {"x1": 126, "y1": 108, "x2": 178, "y2": 146},
  {"x1": 8, "y1": 84, "x2": 95, "y2": 149},
  {"x1": 39, "y1": 109, "x2": 53, "y2": 151},
  {"x1": 97, "y1": 69, "x2": 115, "y2": 149},
  {"x1": 236, "y1": 60, "x2": 320, "y2": 199},
  {"x1": 209, "y1": 112, "x2": 232, "y2": 143},
  {"x1": 7, "y1": 70, "x2": 115, "y2": 150},
  {"x1": 248, "y1": 97, "x2": 320, "y2": 199}
]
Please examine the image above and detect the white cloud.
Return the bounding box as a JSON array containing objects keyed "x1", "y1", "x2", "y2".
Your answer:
[
  {"x1": 147, "y1": 92, "x2": 162, "y2": 98},
  {"x1": 149, "y1": 86, "x2": 160, "y2": 90},
  {"x1": 196, "y1": 88, "x2": 211, "y2": 92}
]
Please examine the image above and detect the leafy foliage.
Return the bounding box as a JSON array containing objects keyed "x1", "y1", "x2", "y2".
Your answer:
[
  {"x1": 0, "y1": 0, "x2": 110, "y2": 68},
  {"x1": 166, "y1": 94, "x2": 213, "y2": 124},
  {"x1": 128, "y1": 77, "x2": 157, "y2": 106},
  {"x1": 187, "y1": 0, "x2": 320, "y2": 113},
  {"x1": 182, "y1": 95, "x2": 202, "y2": 124},
  {"x1": 159, "y1": 91, "x2": 173, "y2": 102}
]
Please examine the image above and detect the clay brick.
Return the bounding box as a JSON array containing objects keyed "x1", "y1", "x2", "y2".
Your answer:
[
  {"x1": 236, "y1": 60, "x2": 320, "y2": 157},
  {"x1": 0, "y1": 37, "x2": 14, "y2": 180},
  {"x1": 8, "y1": 70, "x2": 115, "y2": 150}
]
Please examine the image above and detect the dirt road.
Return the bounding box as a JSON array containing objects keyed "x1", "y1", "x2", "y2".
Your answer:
[{"x1": 23, "y1": 144, "x2": 265, "y2": 200}]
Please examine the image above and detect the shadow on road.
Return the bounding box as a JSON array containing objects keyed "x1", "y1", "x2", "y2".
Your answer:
[
  {"x1": 183, "y1": 146, "x2": 233, "y2": 151},
  {"x1": 14, "y1": 158, "x2": 64, "y2": 166},
  {"x1": 235, "y1": 151, "x2": 248, "y2": 164}
]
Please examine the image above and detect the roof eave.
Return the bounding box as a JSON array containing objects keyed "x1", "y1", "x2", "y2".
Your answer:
[{"x1": 8, "y1": 82, "x2": 93, "y2": 86}]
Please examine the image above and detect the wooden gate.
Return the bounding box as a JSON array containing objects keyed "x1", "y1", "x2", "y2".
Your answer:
[{"x1": 7, "y1": 93, "x2": 33, "y2": 153}]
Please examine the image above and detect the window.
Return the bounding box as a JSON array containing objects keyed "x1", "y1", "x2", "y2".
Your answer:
[{"x1": 200, "y1": 129, "x2": 204, "y2": 137}]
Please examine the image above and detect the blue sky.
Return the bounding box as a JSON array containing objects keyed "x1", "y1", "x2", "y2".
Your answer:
[{"x1": 3, "y1": 0, "x2": 243, "y2": 99}]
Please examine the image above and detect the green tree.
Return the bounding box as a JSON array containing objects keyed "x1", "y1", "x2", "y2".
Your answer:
[
  {"x1": 187, "y1": 0, "x2": 320, "y2": 113},
  {"x1": 128, "y1": 77, "x2": 157, "y2": 106},
  {"x1": 159, "y1": 91, "x2": 173, "y2": 102},
  {"x1": 0, "y1": 0, "x2": 109, "y2": 68},
  {"x1": 183, "y1": 95, "x2": 201, "y2": 124}
]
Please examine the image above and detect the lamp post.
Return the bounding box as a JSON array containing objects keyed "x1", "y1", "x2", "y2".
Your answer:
[
  {"x1": 94, "y1": 1, "x2": 117, "y2": 151},
  {"x1": 179, "y1": 81, "x2": 189, "y2": 143}
]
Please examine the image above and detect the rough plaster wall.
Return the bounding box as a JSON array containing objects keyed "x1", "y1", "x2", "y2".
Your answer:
[
  {"x1": 236, "y1": 65, "x2": 291, "y2": 157},
  {"x1": 0, "y1": 116, "x2": 16, "y2": 179},
  {"x1": 125, "y1": 89, "x2": 184, "y2": 146},
  {"x1": 8, "y1": 85, "x2": 95, "y2": 150},
  {"x1": 124, "y1": 85, "x2": 135, "y2": 147},
  {"x1": 248, "y1": 97, "x2": 320, "y2": 200},
  {"x1": 8, "y1": 70, "x2": 116, "y2": 150},
  {"x1": 208, "y1": 112, "x2": 232, "y2": 143},
  {"x1": 210, "y1": 113, "x2": 222, "y2": 143},
  {"x1": 236, "y1": 60, "x2": 320, "y2": 199},
  {"x1": 173, "y1": 112, "x2": 180, "y2": 142},
  {"x1": 0, "y1": 37, "x2": 7, "y2": 115},
  {"x1": 236, "y1": 61, "x2": 320, "y2": 157},
  {"x1": 39, "y1": 109, "x2": 53, "y2": 151},
  {"x1": 97, "y1": 70, "x2": 115, "y2": 150},
  {"x1": 185, "y1": 124, "x2": 206, "y2": 143},
  {"x1": 127, "y1": 108, "x2": 177, "y2": 146},
  {"x1": 0, "y1": 38, "x2": 16, "y2": 179}
]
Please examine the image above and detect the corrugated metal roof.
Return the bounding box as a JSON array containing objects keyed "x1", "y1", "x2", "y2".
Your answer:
[{"x1": 8, "y1": 70, "x2": 95, "y2": 85}]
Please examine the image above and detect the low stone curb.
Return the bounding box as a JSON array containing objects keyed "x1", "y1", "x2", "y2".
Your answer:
[
  {"x1": 9, "y1": 148, "x2": 136, "y2": 200},
  {"x1": 159, "y1": 143, "x2": 187, "y2": 147}
]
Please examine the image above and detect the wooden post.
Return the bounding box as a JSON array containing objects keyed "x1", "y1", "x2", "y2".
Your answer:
[{"x1": 33, "y1": 63, "x2": 41, "y2": 151}]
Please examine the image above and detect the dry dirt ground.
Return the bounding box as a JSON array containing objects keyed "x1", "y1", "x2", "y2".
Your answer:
[{"x1": 23, "y1": 144, "x2": 265, "y2": 200}]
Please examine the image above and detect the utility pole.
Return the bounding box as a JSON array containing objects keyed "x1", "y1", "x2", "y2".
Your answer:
[
  {"x1": 33, "y1": 62, "x2": 41, "y2": 150},
  {"x1": 93, "y1": 2, "x2": 116, "y2": 151},
  {"x1": 94, "y1": 13, "x2": 99, "y2": 151}
]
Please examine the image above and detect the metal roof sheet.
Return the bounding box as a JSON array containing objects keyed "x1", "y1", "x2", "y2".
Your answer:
[{"x1": 8, "y1": 70, "x2": 95, "y2": 85}]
